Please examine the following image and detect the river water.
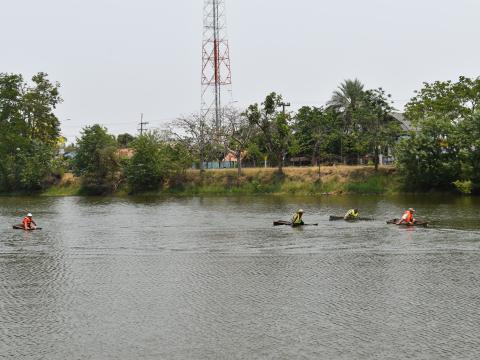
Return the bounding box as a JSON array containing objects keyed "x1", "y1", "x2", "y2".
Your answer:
[{"x1": 1, "y1": 195, "x2": 480, "y2": 359}]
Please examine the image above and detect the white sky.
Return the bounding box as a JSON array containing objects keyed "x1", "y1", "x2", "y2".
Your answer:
[{"x1": 1, "y1": 0, "x2": 479, "y2": 143}]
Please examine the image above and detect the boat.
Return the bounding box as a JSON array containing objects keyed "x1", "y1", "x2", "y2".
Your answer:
[
  {"x1": 386, "y1": 219, "x2": 428, "y2": 227},
  {"x1": 329, "y1": 215, "x2": 374, "y2": 221},
  {"x1": 273, "y1": 220, "x2": 318, "y2": 227},
  {"x1": 12, "y1": 225, "x2": 42, "y2": 230}
]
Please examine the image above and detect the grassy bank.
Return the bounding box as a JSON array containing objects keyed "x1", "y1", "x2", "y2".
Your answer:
[
  {"x1": 40, "y1": 166, "x2": 401, "y2": 196},
  {"x1": 42, "y1": 165, "x2": 401, "y2": 196},
  {"x1": 175, "y1": 166, "x2": 401, "y2": 196},
  {"x1": 40, "y1": 173, "x2": 82, "y2": 196}
]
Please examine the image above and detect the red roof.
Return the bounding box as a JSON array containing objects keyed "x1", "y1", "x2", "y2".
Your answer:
[{"x1": 116, "y1": 148, "x2": 134, "y2": 159}]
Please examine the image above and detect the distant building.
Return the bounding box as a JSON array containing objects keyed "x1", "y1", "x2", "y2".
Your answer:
[
  {"x1": 192, "y1": 151, "x2": 245, "y2": 169},
  {"x1": 223, "y1": 151, "x2": 238, "y2": 163},
  {"x1": 377, "y1": 112, "x2": 413, "y2": 165},
  {"x1": 289, "y1": 156, "x2": 310, "y2": 166},
  {"x1": 63, "y1": 151, "x2": 77, "y2": 159},
  {"x1": 116, "y1": 148, "x2": 134, "y2": 159},
  {"x1": 389, "y1": 112, "x2": 412, "y2": 132}
]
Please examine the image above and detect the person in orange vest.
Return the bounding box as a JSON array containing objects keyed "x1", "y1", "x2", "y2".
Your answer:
[
  {"x1": 22, "y1": 213, "x2": 37, "y2": 230},
  {"x1": 398, "y1": 208, "x2": 416, "y2": 225}
]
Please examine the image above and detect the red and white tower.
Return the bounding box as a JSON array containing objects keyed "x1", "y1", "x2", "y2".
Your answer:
[{"x1": 201, "y1": 0, "x2": 232, "y2": 129}]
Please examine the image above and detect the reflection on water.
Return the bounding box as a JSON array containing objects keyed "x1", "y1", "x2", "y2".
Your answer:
[{"x1": 1, "y1": 195, "x2": 480, "y2": 359}]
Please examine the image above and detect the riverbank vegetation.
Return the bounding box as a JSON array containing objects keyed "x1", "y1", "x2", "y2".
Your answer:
[
  {"x1": 0, "y1": 73, "x2": 63, "y2": 193},
  {"x1": 1, "y1": 71, "x2": 480, "y2": 195},
  {"x1": 42, "y1": 166, "x2": 400, "y2": 196},
  {"x1": 397, "y1": 76, "x2": 480, "y2": 194}
]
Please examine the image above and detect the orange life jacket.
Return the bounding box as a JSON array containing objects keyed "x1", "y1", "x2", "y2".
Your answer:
[
  {"x1": 403, "y1": 210, "x2": 413, "y2": 223},
  {"x1": 22, "y1": 217, "x2": 32, "y2": 227}
]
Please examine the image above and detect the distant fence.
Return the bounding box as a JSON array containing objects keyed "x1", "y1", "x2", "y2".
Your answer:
[{"x1": 192, "y1": 155, "x2": 395, "y2": 169}]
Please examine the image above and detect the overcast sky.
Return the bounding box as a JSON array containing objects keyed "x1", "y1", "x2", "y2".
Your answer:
[{"x1": 1, "y1": 0, "x2": 479, "y2": 142}]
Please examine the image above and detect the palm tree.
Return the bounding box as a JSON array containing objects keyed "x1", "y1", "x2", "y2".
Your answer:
[
  {"x1": 327, "y1": 79, "x2": 365, "y2": 162},
  {"x1": 328, "y1": 78, "x2": 365, "y2": 121}
]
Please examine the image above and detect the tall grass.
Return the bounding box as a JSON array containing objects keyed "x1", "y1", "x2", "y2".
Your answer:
[{"x1": 40, "y1": 166, "x2": 401, "y2": 196}]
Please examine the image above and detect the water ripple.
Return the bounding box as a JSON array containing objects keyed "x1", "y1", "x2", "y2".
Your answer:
[{"x1": 1, "y1": 195, "x2": 480, "y2": 359}]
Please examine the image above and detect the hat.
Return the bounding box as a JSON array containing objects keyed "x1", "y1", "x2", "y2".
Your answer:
[
  {"x1": 297, "y1": 209, "x2": 304, "y2": 213},
  {"x1": 408, "y1": 208, "x2": 415, "y2": 212},
  {"x1": 27, "y1": 213, "x2": 33, "y2": 217}
]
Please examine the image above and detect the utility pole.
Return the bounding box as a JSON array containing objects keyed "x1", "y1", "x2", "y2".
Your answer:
[
  {"x1": 279, "y1": 102, "x2": 291, "y2": 114},
  {"x1": 279, "y1": 102, "x2": 290, "y2": 169},
  {"x1": 138, "y1": 113, "x2": 148, "y2": 135}
]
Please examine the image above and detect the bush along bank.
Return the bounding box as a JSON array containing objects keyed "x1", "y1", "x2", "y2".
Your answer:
[
  {"x1": 170, "y1": 166, "x2": 401, "y2": 195},
  {"x1": 40, "y1": 166, "x2": 402, "y2": 196}
]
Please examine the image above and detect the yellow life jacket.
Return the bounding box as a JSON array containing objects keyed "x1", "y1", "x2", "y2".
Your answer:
[
  {"x1": 292, "y1": 213, "x2": 303, "y2": 225},
  {"x1": 344, "y1": 209, "x2": 358, "y2": 219}
]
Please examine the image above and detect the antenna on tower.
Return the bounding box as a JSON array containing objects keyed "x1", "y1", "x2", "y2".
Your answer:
[
  {"x1": 201, "y1": 0, "x2": 232, "y2": 129},
  {"x1": 138, "y1": 113, "x2": 148, "y2": 135}
]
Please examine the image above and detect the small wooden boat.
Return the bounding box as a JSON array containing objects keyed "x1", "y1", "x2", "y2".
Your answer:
[
  {"x1": 329, "y1": 215, "x2": 374, "y2": 221},
  {"x1": 386, "y1": 219, "x2": 428, "y2": 227},
  {"x1": 273, "y1": 220, "x2": 318, "y2": 227},
  {"x1": 12, "y1": 225, "x2": 42, "y2": 230}
]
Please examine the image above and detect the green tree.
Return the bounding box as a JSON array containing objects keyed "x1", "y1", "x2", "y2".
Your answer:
[
  {"x1": 328, "y1": 79, "x2": 365, "y2": 116},
  {"x1": 16, "y1": 141, "x2": 57, "y2": 190},
  {"x1": 23, "y1": 72, "x2": 62, "y2": 146},
  {"x1": 243, "y1": 135, "x2": 267, "y2": 168},
  {"x1": 125, "y1": 131, "x2": 192, "y2": 193},
  {"x1": 400, "y1": 76, "x2": 480, "y2": 191},
  {"x1": 74, "y1": 124, "x2": 120, "y2": 194},
  {"x1": 327, "y1": 79, "x2": 365, "y2": 162},
  {"x1": 245, "y1": 92, "x2": 292, "y2": 173},
  {"x1": 458, "y1": 112, "x2": 480, "y2": 187},
  {"x1": 362, "y1": 88, "x2": 400, "y2": 170},
  {"x1": 117, "y1": 133, "x2": 135, "y2": 148},
  {"x1": 293, "y1": 106, "x2": 341, "y2": 165},
  {"x1": 0, "y1": 72, "x2": 62, "y2": 192},
  {"x1": 125, "y1": 132, "x2": 167, "y2": 192},
  {"x1": 0, "y1": 74, "x2": 25, "y2": 190},
  {"x1": 395, "y1": 115, "x2": 461, "y2": 190},
  {"x1": 405, "y1": 76, "x2": 480, "y2": 122}
]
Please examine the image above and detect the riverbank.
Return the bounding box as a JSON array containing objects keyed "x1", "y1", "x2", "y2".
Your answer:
[{"x1": 38, "y1": 165, "x2": 402, "y2": 196}]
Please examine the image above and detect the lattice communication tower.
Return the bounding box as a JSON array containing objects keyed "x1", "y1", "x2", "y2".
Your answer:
[{"x1": 201, "y1": 0, "x2": 232, "y2": 129}]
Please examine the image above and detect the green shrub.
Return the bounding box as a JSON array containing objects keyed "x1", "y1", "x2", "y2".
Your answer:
[
  {"x1": 453, "y1": 180, "x2": 472, "y2": 195},
  {"x1": 73, "y1": 125, "x2": 120, "y2": 195},
  {"x1": 125, "y1": 131, "x2": 192, "y2": 193}
]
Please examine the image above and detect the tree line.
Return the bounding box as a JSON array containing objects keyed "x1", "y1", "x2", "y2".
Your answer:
[
  {"x1": 1, "y1": 72, "x2": 479, "y2": 194},
  {"x1": 0, "y1": 72, "x2": 63, "y2": 192}
]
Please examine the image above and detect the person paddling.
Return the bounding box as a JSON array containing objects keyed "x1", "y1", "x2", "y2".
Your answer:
[
  {"x1": 291, "y1": 209, "x2": 305, "y2": 226},
  {"x1": 398, "y1": 208, "x2": 416, "y2": 225},
  {"x1": 344, "y1": 208, "x2": 359, "y2": 220},
  {"x1": 22, "y1": 213, "x2": 37, "y2": 230}
]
